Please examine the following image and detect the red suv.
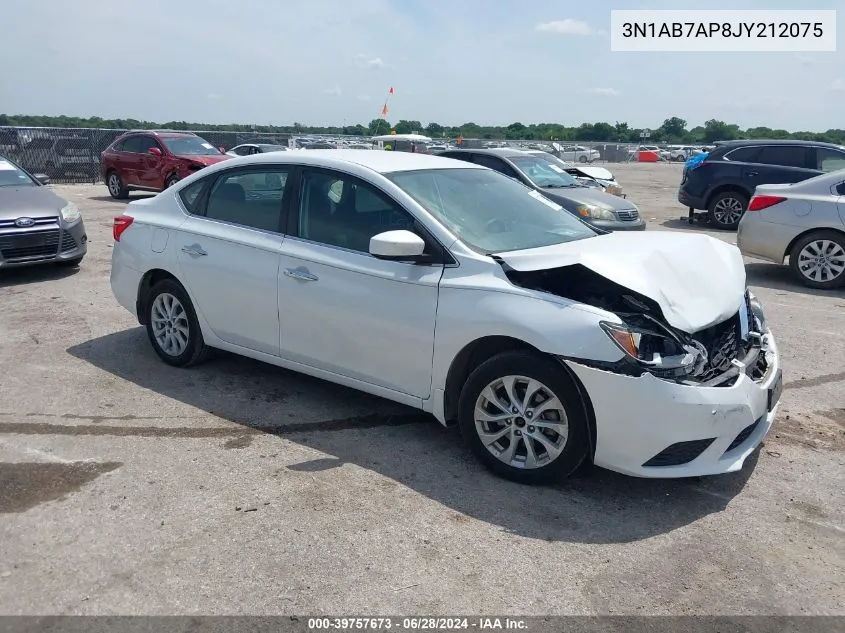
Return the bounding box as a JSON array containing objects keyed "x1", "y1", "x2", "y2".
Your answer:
[{"x1": 100, "y1": 131, "x2": 231, "y2": 199}]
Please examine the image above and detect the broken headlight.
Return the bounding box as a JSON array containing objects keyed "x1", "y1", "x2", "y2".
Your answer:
[{"x1": 600, "y1": 317, "x2": 708, "y2": 379}]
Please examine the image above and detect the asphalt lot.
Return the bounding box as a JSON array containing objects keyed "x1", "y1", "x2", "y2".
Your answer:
[{"x1": 0, "y1": 162, "x2": 842, "y2": 615}]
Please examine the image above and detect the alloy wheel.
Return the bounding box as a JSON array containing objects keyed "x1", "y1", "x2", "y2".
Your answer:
[
  {"x1": 108, "y1": 174, "x2": 121, "y2": 197},
  {"x1": 712, "y1": 197, "x2": 744, "y2": 225},
  {"x1": 151, "y1": 292, "x2": 190, "y2": 356},
  {"x1": 473, "y1": 375, "x2": 569, "y2": 469},
  {"x1": 797, "y1": 239, "x2": 845, "y2": 284}
]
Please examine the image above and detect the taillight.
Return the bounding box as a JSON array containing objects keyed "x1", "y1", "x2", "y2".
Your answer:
[
  {"x1": 747, "y1": 195, "x2": 787, "y2": 211},
  {"x1": 113, "y1": 215, "x2": 134, "y2": 241}
]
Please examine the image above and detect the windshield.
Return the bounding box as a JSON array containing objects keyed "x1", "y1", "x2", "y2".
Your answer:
[
  {"x1": 0, "y1": 157, "x2": 36, "y2": 187},
  {"x1": 387, "y1": 168, "x2": 596, "y2": 254},
  {"x1": 510, "y1": 155, "x2": 580, "y2": 188},
  {"x1": 161, "y1": 136, "x2": 222, "y2": 156}
]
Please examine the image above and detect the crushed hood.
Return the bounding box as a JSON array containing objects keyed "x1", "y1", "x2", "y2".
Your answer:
[
  {"x1": 569, "y1": 165, "x2": 614, "y2": 181},
  {"x1": 177, "y1": 154, "x2": 230, "y2": 166},
  {"x1": 496, "y1": 231, "x2": 746, "y2": 333}
]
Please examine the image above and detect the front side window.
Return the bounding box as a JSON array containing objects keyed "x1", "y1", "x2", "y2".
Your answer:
[
  {"x1": 297, "y1": 170, "x2": 417, "y2": 253},
  {"x1": 203, "y1": 169, "x2": 289, "y2": 232},
  {"x1": 388, "y1": 168, "x2": 596, "y2": 254},
  {"x1": 120, "y1": 136, "x2": 143, "y2": 153},
  {"x1": 161, "y1": 136, "x2": 223, "y2": 156},
  {"x1": 135, "y1": 136, "x2": 159, "y2": 154},
  {"x1": 815, "y1": 148, "x2": 845, "y2": 173},
  {"x1": 509, "y1": 155, "x2": 580, "y2": 188}
]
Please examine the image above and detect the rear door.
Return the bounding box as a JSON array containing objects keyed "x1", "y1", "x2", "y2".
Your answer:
[
  {"x1": 744, "y1": 145, "x2": 819, "y2": 190},
  {"x1": 175, "y1": 166, "x2": 291, "y2": 355}
]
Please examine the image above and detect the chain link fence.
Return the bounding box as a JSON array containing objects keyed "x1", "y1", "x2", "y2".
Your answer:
[{"x1": 0, "y1": 126, "x2": 693, "y2": 183}]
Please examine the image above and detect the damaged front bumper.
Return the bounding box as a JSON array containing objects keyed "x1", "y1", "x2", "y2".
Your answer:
[{"x1": 563, "y1": 329, "x2": 781, "y2": 478}]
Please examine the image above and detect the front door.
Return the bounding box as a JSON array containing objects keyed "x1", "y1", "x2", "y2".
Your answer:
[
  {"x1": 175, "y1": 166, "x2": 292, "y2": 356},
  {"x1": 278, "y1": 168, "x2": 442, "y2": 398}
]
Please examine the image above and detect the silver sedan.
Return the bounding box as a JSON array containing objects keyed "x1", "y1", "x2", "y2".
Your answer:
[{"x1": 737, "y1": 169, "x2": 845, "y2": 289}]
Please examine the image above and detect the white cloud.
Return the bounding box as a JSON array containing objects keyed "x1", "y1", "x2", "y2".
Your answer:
[
  {"x1": 356, "y1": 94, "x2": 371, "y2": 101},
  {"x1": 354, "y1": 53, "x2": 386, "y2": 69},
  {"x1": 579, "y1": 87, "x2": 620, "y2": 97},
  {"x1": 535, "y1": 19, "x2": 595, "y2": 36},
  {"x1": 828, "y1": 79, "x2": 845, "y2": 92},
  {"x1": 322, "y1": 86, "x2": 343, "y2": 96}
]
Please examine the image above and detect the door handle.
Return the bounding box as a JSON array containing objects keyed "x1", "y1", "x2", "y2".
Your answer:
[
  {"x1": 746, "y1": 171, "x2": 759, "y2": 177},
  {"x1": 284, "y1": 267, "x2": 318, "y2": 282},
  {"x1": 181, "y1": 245, "x2": 207, "y2": 257}
]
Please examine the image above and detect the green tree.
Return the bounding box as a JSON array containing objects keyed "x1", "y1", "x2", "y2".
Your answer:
[
  {"x1": 702, "y1": 119, "x2": 740, "y2": 143},
  {"x1": 368, "y1": 118, "x2": 391, "y2": 135},
  {"x1": 394, "y1": 120, "x2": 423, "y2": 134},
  {"x1": 658, "y1": 117, "x2": 687, "y2": 140},
  {"x1": 425, "y1": 122, "x2": 444, "y2": 137}
]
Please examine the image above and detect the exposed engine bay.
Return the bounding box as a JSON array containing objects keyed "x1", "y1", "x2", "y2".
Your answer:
[{"x1": 501, "y1": 263, "x2": 770, "y2": 386}]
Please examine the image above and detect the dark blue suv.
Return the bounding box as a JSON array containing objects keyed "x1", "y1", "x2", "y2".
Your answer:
[{"x1": 678, "y1": 139, "x2": 845, "y2": 229}]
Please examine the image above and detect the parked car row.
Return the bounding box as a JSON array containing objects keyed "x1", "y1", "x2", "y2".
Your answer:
[{"x1": 678, "y1": 138, "x2": 845, "y2": 289}]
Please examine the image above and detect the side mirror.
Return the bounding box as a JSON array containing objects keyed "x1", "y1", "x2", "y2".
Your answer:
[
  {"x1": 148, "y1": 147, "x2": 162, "y2": 157},
  {"x1": 369, "y1": 230, "x2": 426, "y2": 260},
  {"x1": 33, "y1": 173, "x2": 51, "y2": 185},
  {"x1": 219, "y1": 147, "x2": 226, "y2": 154}
]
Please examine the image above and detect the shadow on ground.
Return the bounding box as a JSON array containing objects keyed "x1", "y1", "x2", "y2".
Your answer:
[
  {"x1": 63, "y1": 328, "x2": 760, "y2": 545},
  {"x1": 0, "y1": 264, "x2": 79, "y2": 288},
  {"x1": 745, "y1": 262, "x2": 845, "y2": 297},
  {"x1": 85, "y1": 193, "x2": 155, "y2": 204}
]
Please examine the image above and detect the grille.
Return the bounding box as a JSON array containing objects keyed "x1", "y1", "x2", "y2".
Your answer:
[
  {"x1": 693, "y1": 316, "x2": 740, "y2": 382},
  {"x1": 643, "y1": 438, "x2": 716, "y2": 467},
  {"x1": 0, "y1": 216, "x2": 59, "y2": 229},
  {"x1": 616, "y1": 208, "x2": 640, "y2": 221},
  {"x1": 725, "y1": 419, "x2": 760, "y2": 453},
  {"x1": 60, "y1": 231, "x2": 77, "y2": 252},
  {"x1": 0, "y1": 229, "x2": 61, "y2": 260}
]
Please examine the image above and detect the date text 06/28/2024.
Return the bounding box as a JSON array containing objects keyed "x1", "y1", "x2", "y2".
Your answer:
[{"x1": 610, "y1": 9, "x2": 837, "y2": 52}]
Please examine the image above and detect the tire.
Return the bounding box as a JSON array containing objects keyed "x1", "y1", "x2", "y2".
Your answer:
[
  {"x1": 165, "y1": 173, "x2": 180, "y2": 189},
  {"x1": 144, "y1": 279, "x2": 209, "y2": 367},
  {"x1": 457, "y1": 350, "x2": 589, "y2": 485},
  {"x1": 789, "y1": 230, "x2": 845, "y2": 290},
  {"x1": 107, "y1": 171, "x2": 129, "y2": 200},
  {"x1": 707, "y1": 190, "x2": 748, "y2": 230},
  {"x1": 578, "y1": 155, "x2": 588, "y2": 163},
  {"x1": 56, "y1": 256, "x2": 84, "y2": 267}
]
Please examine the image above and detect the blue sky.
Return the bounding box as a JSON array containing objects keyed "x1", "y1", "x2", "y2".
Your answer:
[{"x1": 1, "y1": 0, "x2": 842, "y2": 130}]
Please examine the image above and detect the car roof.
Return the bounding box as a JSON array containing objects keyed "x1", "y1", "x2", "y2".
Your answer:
[
  {"x1": 714, "y1": 139, "x2": 845, "y2": 149},
  {"x1": 221, "y1": 149, "x2": 481, "y2": 174}
]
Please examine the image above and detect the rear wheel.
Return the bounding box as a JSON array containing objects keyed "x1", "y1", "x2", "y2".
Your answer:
[
  {"x1": 458, "y1": 351, "x2": 589, "y2": 484},
  {"x1": 789, "y1": 230, "x2": 845, "y2": 289},
  {"x1": 107, "y1": 171, "x2": 129, "y2": 199},
  {"x1": 707, "y1": 190, "x2": 748, "y2": 230},
  {"x1": 145, "y1": 279, "x2": 209, "y2": 367},
  {"x1": 578, "y1": 155, "x2": 588, "y2": 163}
]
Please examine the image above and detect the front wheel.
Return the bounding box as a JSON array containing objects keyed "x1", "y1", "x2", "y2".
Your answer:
[
  {"x1": 145, "y1": 279, "x2": 209, "y2": 367},
  {"x1": 458, "y1": 351, "x2": 589, "y2": 484},
  {"x1": 789, "y1": 230, "x2": 845, "y2": 289},
  {"x1": 707, "y1": 190, "x2": 748, "y2": 230}
]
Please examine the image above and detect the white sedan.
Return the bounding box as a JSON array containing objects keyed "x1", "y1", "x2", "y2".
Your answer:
[{"x1": 110, "y1": 150, "x2": 782, "y2": 483}]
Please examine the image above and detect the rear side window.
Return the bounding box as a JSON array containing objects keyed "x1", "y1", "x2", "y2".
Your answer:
[
  {"x1": 754, "y1": 146, "x2": 809, "y2": 168},
  {"x1": 440, "y1": 152, "x2": 475, "y2": 163},
  {"x1": 815, "y1": 148, "x2": 845, "y2": 173},
  {"x1": 723, "y1": 146, "x2": 760, "y2": 162},
  {"x1": 179, "y1": 178, "x2": 210, "y2": 214},
  {"x1": 120, "y1": 136, "x2": 143, "y2": 153},
  {"x1": 472, "y1": 155, "x2": 520, "y2": 179}
]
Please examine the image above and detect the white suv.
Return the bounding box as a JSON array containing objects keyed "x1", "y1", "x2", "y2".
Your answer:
[{"x1": 110, "y1": 150, "x2": 781, "y2": 483}]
